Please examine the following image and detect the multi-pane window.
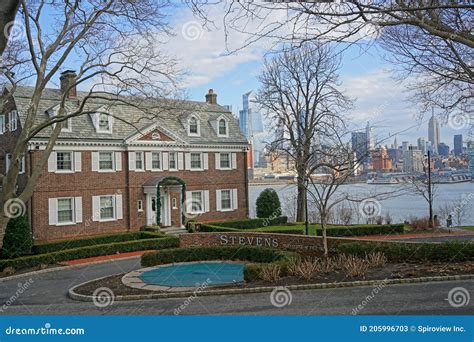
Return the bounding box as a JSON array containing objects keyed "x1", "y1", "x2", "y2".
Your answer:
[
  {"x1": 189, "y1": 117, "x2": 198, "y2": 134},
  {"x1": 0, "y1": 115, "x2": 5, "y2": 134},
  {"x1": 152, "y1": 152, "x2": 161, "y2": 169},
  {"x1": 100, "y1": 196, "x2": 114, "y2": 220},
  {"x1": 57, "y1": 198, "x2": 73, "y2": 223},
  {"x1": 61, "y1": 118, "x2": 71, "y2": 131},
  {"x1": 99, "y1": 152, "x2": 114, "y2": 170},
  {"x1": 5, "y1": 153, "x2": 12, "y2": 171},
  {"x1": 169, "y1": 152, "x2": 177, "y2": 169},
  {"x1": 57, "y1": 152, "x2": 72, "y2": 171},
  {"x1": 220, "y1": 153, "x2": 230, "y2": 169},
  {"x1": 221, "y1": 190, "x2": 232, "y2": 210},
  {"x1": 98, "y1": 114, "x2": 110, "y2": 132},
  {"x1": 9, "y1": 111, "x2": 17, "y2": 131},
  {"x1": 19, "y1": 156, "x2": 25, "y2": 174},
  {"x1": 191, "y1": 191, "x2": 203, "y2": 212},
  {"x1": 135, "y1": 152, "x2": 144, "y2": 170},
  {"x1": 190, "y1": 153, "x2": 202, "y2": 169},
  {"x1": 218, "y1": 119, "x2": 227, "y2": 135}
]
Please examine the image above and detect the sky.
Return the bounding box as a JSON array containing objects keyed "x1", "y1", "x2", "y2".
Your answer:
[{"x1": 161, "y1": 6, "x2": 467, "y2": 149}]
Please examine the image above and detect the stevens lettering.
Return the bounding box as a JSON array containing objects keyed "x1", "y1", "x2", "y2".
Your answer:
[{"x1": 219, "y1": 234, "x2": 279, "y2": 248}]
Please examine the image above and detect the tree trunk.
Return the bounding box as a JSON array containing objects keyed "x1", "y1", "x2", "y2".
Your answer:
[
  {"x1": 296, "y1": 170, "x2": 306, "y2": 222},
  {"x1": 0, "y1": 212, "x2": 9, "y2": 250},
  {"x1": 321, "y1": 213, "x2": 328, "y2": 258}
]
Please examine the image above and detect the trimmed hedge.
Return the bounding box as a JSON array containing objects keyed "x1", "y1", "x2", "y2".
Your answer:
[
  {"x1": 209, "y1": 216, "x2": 288, "y2": 230},
  {"x1": 316, "y1": 224, "x2": 404, "y2": 237},
  {"x1": 2, "y1": 216, "x2": 33, "y2": 258},
  {"x1": 32, "y1": 231, "x2": 163, "y2": 254},
  {"x1": 338, "y1": 240, "x2": 474, "y2": 262},
  {"x1": 141, "y1": 246, "x2": 295, "y2": 267},
  {"x1": 0, "y1": 236, "x2": 179, "y2": 272}
]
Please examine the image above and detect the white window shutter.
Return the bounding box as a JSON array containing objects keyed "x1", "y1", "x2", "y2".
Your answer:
[
  {"x1": 203, "y1": 190, "x2": 210, "y2": 212},
  {"x1": 215, "y1": 153, "x2": 220, "y2": 170},
  {"x1": 145, "y1": 152, "x2": 152, "y2": 170},
  {"x1": 232, "y1": 153, "x2": 237, "y2": 169},
  {"x1": 116, "y1": 194, "x2": 123, "y2": 219},
  {"x1": 91, "y1": 152, "x2": 99, "y2": 172},
  {"x1": 92, "y1": 196, "x2": 100, "y2": 221},
  {"x1": 216, "y1": 190, "x2": 222, "y2": 211},
  {"x1": 185, "y1": 191, "x2": 192, "y2": 212},
  {"x1": 232, "y1": 189, "x2": 238, "y2": 210},
  {"x1": 162, "y1": 152, "x2": 169, "y2": 170},
  {"x1": 74, "y1": 152, "x2": 82, "y2": 172},
  {"x1": 178, "y1": 152, "x2": 184, "y2": 170},
  {"x1": 185, "y1": 153, "x2": 191, "y2": 170},
  {"x1": 203, "y1": 153, "x2": 208, "y2": 170},
  {"x1": 75, "y1": 197, "x2": 83, "y2": 223},
  {"x1": 48, "y1": 198, "x2": 57, "y2": 225},
  {"x1": 48, "y1": 152, "x2": 57, "y2": 172},
  {"x1": 129, "y1": 151, "x2": 136, "y2": 171},
  {"x1": 115, "y1": 152, "x2": 122, "y2": 171}
]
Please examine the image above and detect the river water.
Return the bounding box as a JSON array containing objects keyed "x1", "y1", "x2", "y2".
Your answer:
[{"x1": 249, "y1": 182, "x2": 474, "y2": 225}]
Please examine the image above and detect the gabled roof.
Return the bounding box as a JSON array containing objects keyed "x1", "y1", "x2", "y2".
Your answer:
[{"x1": 11, "y1": 86, "x2": 247, "y2": 145}]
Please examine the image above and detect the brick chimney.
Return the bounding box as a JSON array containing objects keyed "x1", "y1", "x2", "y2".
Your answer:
[
  {"x1": 60, "y1": 70, "x2": 77, "y2": 99},
  {"x1": 205, "y1": 89, "x2": 217, "y2": 104}
]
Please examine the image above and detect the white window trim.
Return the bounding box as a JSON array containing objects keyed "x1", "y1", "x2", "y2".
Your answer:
[
  {"x1": 151, "y1": 152, "x2": 162, "y2": 171},
  {"x1": 55, "y1": 151, "x2": 74, "y2": 173},
  {"x1": 55, "y1": 197, "x2": 76, "y2": 226},
  {"x1": 217, "y1": 189, "x2": 238, "y2": 212},
  {"x1": 60, "y1": 118, "x2": 72, "y2": 133},
  {"x1": 187, "y1": 116, "x2": 201, "y2": 137},
  {"x1": 99, "y1": 195, "x2": 116, "y2": 222},
  {"x1": 189, "y1": 191, "x2": 204, "y2": 214},
  {"x1": 217, "y1": 117, "x2": 229, "y2": 137},
  {"x1": 135, "y1": 151, "x2": 145, "y2": 171},
  {"x1": 137, "y1": 200, "x2": 144, "y2": 212},
  {"x1": 172, "y1": 197, "x2": 178, "y2": 209},
  {"x1": 0, "y1": 114, "x2": 5, "y2": 134},
  {"x1": 19, "y1": 156, "x2": 25, "y2": 174},
  {"x1": 219, "y1": 152, "x2": 232, "y2": 170},
  {"x1": 190, "y1": 152, "x2": 203, "y2": 170},
  {"x1": 98, "y1": 151, "x2": 115, "y2": 172},
  {"x1": 187, "y1": 190, "x2": 209, "y2": 214},
  {"x1": 168, "y1": 152, "x2": 178, "y2": 171},
  {"x1": 96, "y1": 113, "x2": 113, "y2": 134},
  {"x1": 5, "y1": 153, "x2": 12, "y2": 171},
  {"x1": 8, "y1": 110, "x2": 17, "y2": 131},
  {"x1": 219, "y1": 189, "x2": 233, "y2": 212}
]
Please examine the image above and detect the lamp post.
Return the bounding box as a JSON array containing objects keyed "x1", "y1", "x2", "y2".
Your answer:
[
  {"x1": 305, "y1": 175, "x2": 309, "y2": 235},
  {"x1": 426, "y1": 150, "x2": 433, "y2": 228}
]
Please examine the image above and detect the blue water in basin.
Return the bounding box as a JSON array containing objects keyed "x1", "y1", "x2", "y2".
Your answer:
[{"x1": 139, "y1": 262, "x2": 244, "y2": 287}]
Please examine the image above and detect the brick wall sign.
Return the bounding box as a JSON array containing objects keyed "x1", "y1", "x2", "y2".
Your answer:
[{"x1": 180, "y1": 232, "x2": 351, "y2": 254}]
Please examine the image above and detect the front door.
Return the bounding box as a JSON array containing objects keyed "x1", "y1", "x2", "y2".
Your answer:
[
  {"x1": 147, "y1": 195, "x2": 157, "y2": 226},
  {"x1": 147, "y1": 193, "x2": 170, "y2": 226}
]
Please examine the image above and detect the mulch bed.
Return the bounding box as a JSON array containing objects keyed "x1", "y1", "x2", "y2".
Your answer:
[{"x1": 73, "y1": 261, "x2": 474, "y2": 296}]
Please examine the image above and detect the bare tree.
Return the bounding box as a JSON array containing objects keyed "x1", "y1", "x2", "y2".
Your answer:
[
  {"x1": 0, "y1": 0, "x2": 181, "y2": 249},
  {"x1": 192, "y1": 1, "x2": 473, "y2": 119},
  {"x1": 256, "y1": 42, "x2": 351, "y2": 222}
]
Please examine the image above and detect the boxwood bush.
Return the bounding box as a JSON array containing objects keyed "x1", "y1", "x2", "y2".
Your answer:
[
  {"x1": 0, "y1": 236, "x2": 178, "y2": 272},
  {"x1": 141, "y1": 246, "x2": 295, "y2": 267},
  {"x1": 1, "y1": 216, "x2": 33, "y2": 258},
  {"x1": 32, "y1": 231, "x2": 163, "y2": 254},
  {"x1": 316, "y1": 224, "x2": 404, "y2": 237},
  {"x1": 338, "y1": 240, "x2": 474, "y2": 262}
]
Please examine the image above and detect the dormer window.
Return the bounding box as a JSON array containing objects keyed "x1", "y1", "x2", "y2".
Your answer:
[
  {"x1": 188, "y1": 116, "x2": 200, "y2": 136},
  {"x1": 98, "y1": 114, "x2": 111, "y2": 132},
  {"x1": 218, "y1": 118, "x2": 227, "y2": 136}
]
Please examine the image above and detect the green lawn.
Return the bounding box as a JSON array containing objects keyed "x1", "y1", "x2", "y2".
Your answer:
[
  {"x1": 253, "y1": 223, "x2": 406, "y2": 236},
  {"x1": 457, "y1": 226, "x2": 474, "y2": 231}
]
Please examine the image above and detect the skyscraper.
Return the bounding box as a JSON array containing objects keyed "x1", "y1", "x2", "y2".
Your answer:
[
  {"x1": 428, "y1": 112, "x2": 440, "y2": 154},
  {"x1": 454, "y1": 134, "x2": 463, "y2": 156},
  {"x1": 417, "y1": 137, "x2": 427, "y2": 154},
  {"x1": 366, "y1": 121, "x2": 374, "y2": 150},
  {"x1": 351, "y1": 131, "x2": 368, "y2": 165}
]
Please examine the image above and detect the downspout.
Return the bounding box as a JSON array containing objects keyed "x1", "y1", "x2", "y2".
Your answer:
[
  {"x1": 125, "y1": 149, "x2": 131, "y2": 231},
  {"x1": 244, "y1": 148, "x2": 249, "y2": 218}
]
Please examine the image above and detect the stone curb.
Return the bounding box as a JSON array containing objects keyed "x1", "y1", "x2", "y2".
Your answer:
[
  {"x1": 68, "y1": 273, "x2": 474, "y2": 302},
  {"x1": 0, "y1": 255, "x2": 142, "y2": 282}
]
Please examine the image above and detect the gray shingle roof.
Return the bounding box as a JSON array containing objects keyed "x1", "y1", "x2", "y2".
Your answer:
[{"x1": 12, "y1": 86, "x2": 247, "y2": 145}]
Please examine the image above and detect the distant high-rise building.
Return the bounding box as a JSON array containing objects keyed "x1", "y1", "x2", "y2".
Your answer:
[
  {"x1": 454, "y1": 134, "x2": 463, "y2": 156},
  {"x1": 402, "y1": 141, "x2": 409, "y2": 151},
  {"x1": 403, "y1": 145, "x2": 424, "y2": 172},
  {"x1": 393, "y1": 135, "x2": 398, "y2": 149},
  {"x1": 351, "y1": 131, "x2": 369, "y2": 165},
  {"x1": 438, "y1": 142, "x2": 450, "y2": 156},
  {"x1": 417, "y1": 137, "x2": 427, "y2": 154},
  {"x1": 428, "y1": 112, "x2": 440, "y2": 154},
  {"x1": 366, "y1": 121, "x2": 374, "y2": 150}
]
